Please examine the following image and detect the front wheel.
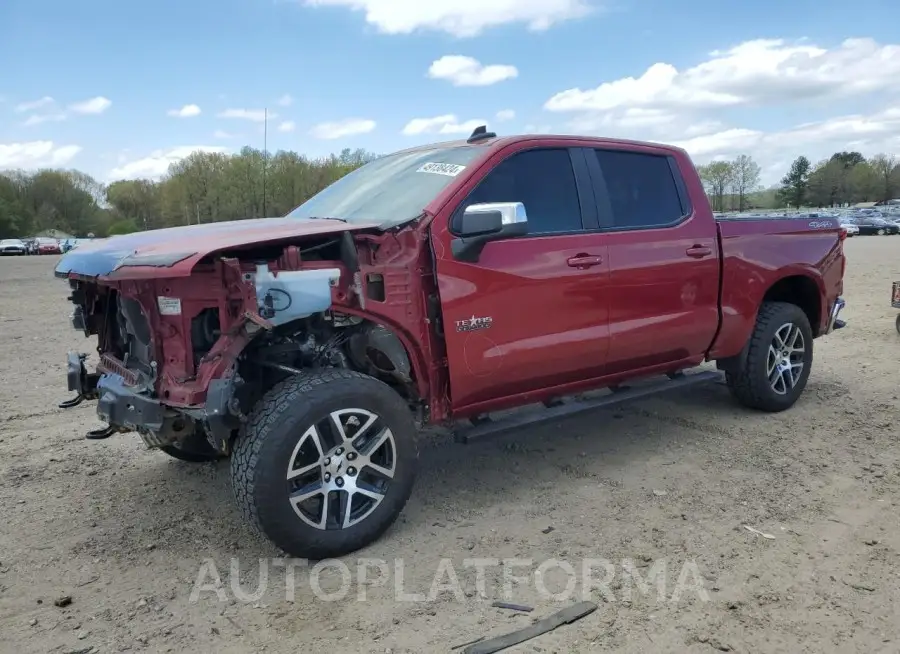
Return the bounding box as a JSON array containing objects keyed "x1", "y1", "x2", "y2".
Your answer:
[
  {"x1": 878, "y1": 228, "x2": 886, "y2": 235},
  {"x1": 231, "y1": 370, "x2": 418, "y2": 559},
  {"x1": 725, "y1": 301, "x2": 813, "y2": 412}
]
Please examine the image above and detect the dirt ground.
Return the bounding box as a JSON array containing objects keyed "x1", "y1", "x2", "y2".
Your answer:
[{"x1": 1, "y1": 236, "x2": 899, "y2": 654}]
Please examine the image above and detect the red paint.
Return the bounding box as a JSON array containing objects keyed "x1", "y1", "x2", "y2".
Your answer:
[
  {"x1": 63, "y1": 134, "x2": 845, "y2": 426},
  {"x1": 428, "y1": 137, "x2": 844, "y2": 419}
]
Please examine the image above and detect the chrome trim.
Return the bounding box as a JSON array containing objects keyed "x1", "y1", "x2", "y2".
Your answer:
[{"x1": 826, "y1": 297, "x2": 845, "y2": 334}]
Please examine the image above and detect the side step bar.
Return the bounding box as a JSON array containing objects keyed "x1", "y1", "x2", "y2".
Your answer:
[{"x1": 452, "y1": 369, "x2": 724, "y2": 444}]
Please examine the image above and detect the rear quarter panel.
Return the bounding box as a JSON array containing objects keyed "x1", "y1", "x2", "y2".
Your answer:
[{"x1": 709, "y1": 217, "x2": 844, "y2": 359}]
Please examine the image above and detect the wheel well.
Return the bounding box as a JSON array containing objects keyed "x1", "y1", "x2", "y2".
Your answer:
[
  {"x1": 762, "y1": 275, "x2": 821, "y2": 335},
  {"x1": 237, "y1": 313, "x2": 422, "y2": 409}
]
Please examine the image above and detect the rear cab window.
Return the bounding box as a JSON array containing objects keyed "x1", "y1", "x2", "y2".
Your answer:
[{"x1": 589, "y1": 149, "x2": 689, "y2": 230}]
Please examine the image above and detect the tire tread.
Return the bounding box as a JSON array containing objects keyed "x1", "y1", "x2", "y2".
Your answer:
[
  {"x1": 725, "y1": 301, "x2": 813, "y2": 412},
  {"x1": 231, "y1": 369, "x2": 417, "y2": 558}
]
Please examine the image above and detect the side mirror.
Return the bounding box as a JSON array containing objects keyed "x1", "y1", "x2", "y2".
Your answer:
[{"x1": 452, "y1": 202, "x2": 528, "y2": 262}]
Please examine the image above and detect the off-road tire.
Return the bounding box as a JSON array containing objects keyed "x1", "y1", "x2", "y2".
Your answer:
[
  {"x1": 725, "y1": 301, "x2": 814, "y2": 412},
  {"x1": 895, "y1": 314, "x2": 900, "y2": 335},
  {"x1": 231, "y1": 369, "x2": 418, "y2": 559},
  {"x1": 160, "y1": 432, "x2": 223, "y2": 463}
]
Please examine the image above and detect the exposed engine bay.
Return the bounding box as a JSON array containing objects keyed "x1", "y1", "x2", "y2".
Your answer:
[
  {"x1": 58, "y1": 225, "x2": 441, "y2": 453},
  {"x1": 232, "y1": 311, "x2": 415, "y2": 401},
  {"x1": 66, "y1": 280, "x2": 420, "y2": 452}
]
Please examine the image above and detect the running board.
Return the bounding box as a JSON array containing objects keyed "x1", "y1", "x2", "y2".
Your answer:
[{"x1": 452, "y1": 370, "x2": 724, "y2": 444}]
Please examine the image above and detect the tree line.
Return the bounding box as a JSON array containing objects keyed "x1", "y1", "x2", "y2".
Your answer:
[
  {"x1": 776, "y1": 152, "x2": 900, "y2": 210},
  {"x1": 2, "y1": 145, "x2": 900, "y2": 239},
  {"x1": 0, "y1": 147, "x2": 377, "y2": 238},
  {"x1": 698, "y1": 151, "x2": 900, "y2": 213}
]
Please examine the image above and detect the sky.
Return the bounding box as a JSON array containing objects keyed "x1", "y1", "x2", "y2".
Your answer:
[{"x1": 1, "y1": 0, "x2": 899, "y2": 186}]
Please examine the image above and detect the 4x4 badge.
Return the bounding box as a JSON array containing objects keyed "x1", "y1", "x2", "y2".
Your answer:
[{"x1": 456, "y1": 315, "x2": 493, "y2": 332}]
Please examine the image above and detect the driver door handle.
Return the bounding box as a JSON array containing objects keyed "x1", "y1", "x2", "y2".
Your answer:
[
  {"x1": 567, "y1": 254, "x2": 603, "y2": 268},
  {"x1": 685, "y1": 245, "x2": 712, "y2": 258}
]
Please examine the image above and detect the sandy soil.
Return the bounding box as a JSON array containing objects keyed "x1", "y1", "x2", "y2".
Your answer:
[{"x1": 1, "y1": 237, "x2": 899, "y2": 654}]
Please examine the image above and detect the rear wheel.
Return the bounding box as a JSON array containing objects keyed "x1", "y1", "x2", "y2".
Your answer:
[
  {"x1": 725, "y1": 301, "x2": 813, "y2": 412},
  {"x1": 231, "y1": 369, "x2": 418, "y2": 559}
]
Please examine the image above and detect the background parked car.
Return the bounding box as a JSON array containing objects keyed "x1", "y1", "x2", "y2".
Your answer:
[
  {"x1": 0, "y1": 238, "x2": 27, "y2": 255},
  {"x1": 35, "y1": 237, "x2": 62, "y2": 254},
  {"x1": 840, "y1": 223, "x2": 860, "y2": 236},
  {"x1": 844, "y1": 216, "x2": 900, "y2": 235},
  {"x1": 21, "y1": 238, "x2": 38, "y2": 254}
]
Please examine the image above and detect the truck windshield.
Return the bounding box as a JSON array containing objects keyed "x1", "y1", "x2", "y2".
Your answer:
[{"x1": 285, "y1": 145, "x2": 484, "y2": 228}]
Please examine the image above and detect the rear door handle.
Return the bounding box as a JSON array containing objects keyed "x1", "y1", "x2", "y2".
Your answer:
[
  {"x1": 685, "y1": 245, "x2": 712, "y2": 258},
  {"x1": 567, "y1": 254, "x2": 603, "y2": 268}
]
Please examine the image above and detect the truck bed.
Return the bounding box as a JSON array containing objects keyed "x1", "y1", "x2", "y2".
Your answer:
[{"x1": 710, "y1": 215, "x2": 845, "y2": 360}]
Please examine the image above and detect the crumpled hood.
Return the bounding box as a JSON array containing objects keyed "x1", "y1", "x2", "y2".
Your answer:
[{"x1": 55, "y1": 216, "x2": 378, "y2": 279}]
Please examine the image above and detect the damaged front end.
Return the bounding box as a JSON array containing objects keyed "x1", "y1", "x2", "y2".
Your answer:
[
  {"x1": 56, "y1": 227, "x2": 439, "y2": 456},
  {"x1": 57, "y1": 245, "x2": 344, "y2": 453},
  {"x1": 60, "y1": 352, "x2": 143, "y2": 440}
]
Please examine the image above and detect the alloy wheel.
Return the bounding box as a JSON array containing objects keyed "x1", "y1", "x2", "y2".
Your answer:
[
  {"x1": 766, "y1": 323, "x2": 806, "y2": 395},
  {"x1": 286, "y1": 408, "x2": 396, "y2": 530}
]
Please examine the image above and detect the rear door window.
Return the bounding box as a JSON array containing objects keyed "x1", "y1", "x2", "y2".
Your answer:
[{"x1": 591, "y1": 149, "x2": 685, "y2": 229}]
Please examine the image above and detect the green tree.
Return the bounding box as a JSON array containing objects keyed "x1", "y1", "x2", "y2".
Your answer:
[
  {"x1": 729, "y1": 154, "x2": 761, "y2": 212},
  {"x1": 0, "y1": 145, "x2": 377, "y2": 237},
  {"x1": 869, "y1": 154, "x2": 899, "y2": 203},
  {"x1": 697, "y1": 161, "x2": 733, "y2": 212},
  {"x1": 807, "y1": 159, "x2": 848, "y2": 207},
  {"x1": 778, "y1": 156, "x2": 811, "y2": 209},
  {"x1": 107, "y1": 179, "x2": 162, "y2": 230},
  {"x1": 847, "y1": 162, "x2": 879, "y2": 203},
  {"x1": 829, "y1": 151, "x2": 866, "y2": 169}
]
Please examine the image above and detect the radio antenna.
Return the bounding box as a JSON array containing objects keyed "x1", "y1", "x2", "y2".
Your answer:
[{"x1": 262, "y1": 107, "x2": 268, "y2": 217}]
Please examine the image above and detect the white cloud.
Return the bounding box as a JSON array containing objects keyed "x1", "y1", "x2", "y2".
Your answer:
[
  {"x1": 670, "y1": 128, "x2": 765, "y2": 158},
  {"x1": 217, "y1": 108, "x2": 273, "y2": 122},
  {"x1": 566, "y1": 107, "x2": 676, "y2": 132},
  {"x1": 496, "y1": 109, "x2": 516, "y2": 121},
  {"x1": 69, "y1": 96, "x2": 112, "y2": 115},
  {"x1": 277, "y1": 94, "x2": 294, "y2": 106},
  {"x1": 0, "y1": 141, "x2": 82, "y2": 169},
  {"x1": 545, "y1": 37, "x2": 900, "y2": 114},
  {"x1": 309, "y1": 118, "x2": 376, "y2": 139},
  {"x1": 541, "y1": 37, "x2": 900, "y2": 184},
  {"x1": 22, "y1": 113, "x2": 67, "y2": 127},
  {"x1": 301, "y1": 0, "x2": 592, "y2": 37},
  {"x1": 15, "y1": 96, "x2": 54, "y2": 112},
  {"x1": 682, "y1": 108, "x2": 900, "y2": 160},
  {"x1": 427, "y1": 55, "x2": 518, "y2": 86},
  {"x1": 108, "y1": 145, "x2": 230, "y2": 181},
  {"x1": 401, "y1": 114, "x2": 486, "y2": 136},
  {"x1": 278, "y1": 120, "x2": 296, "y2": 132},
  {"x1": 587, "y1": 108, "x2": 900, "y2": 185},
  {"x1": 167, "y1": 104, "x2": 201, "y2": 118}
]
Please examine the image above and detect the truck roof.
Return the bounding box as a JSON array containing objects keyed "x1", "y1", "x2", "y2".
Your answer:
[{"x1": 391, "y1": 132, "x2": 690, "y2": 159}]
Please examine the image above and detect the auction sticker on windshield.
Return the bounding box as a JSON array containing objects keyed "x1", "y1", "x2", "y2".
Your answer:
[{"x1": 416, "y1": 162, "x2": 466, "y2": 176}]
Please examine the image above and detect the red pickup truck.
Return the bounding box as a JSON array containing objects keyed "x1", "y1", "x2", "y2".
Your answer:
[{"x1": 56, "y1": 128, "x2": 847, "y2": 559}]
